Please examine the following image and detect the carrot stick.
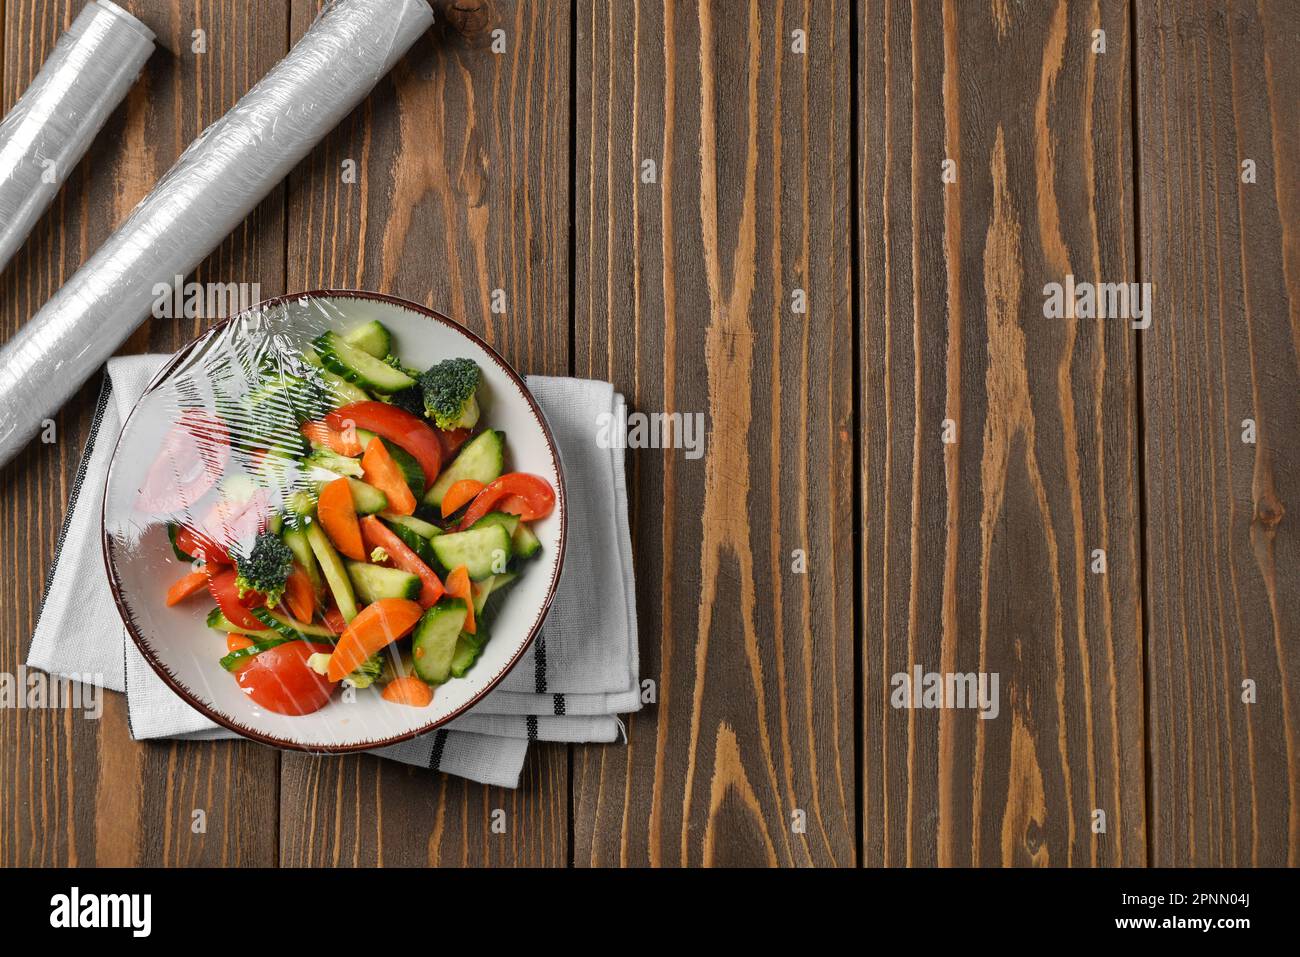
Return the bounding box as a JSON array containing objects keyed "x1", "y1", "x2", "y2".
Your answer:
[
  {"x1": 361, "y1": 437, "x2": 416, "y2": 515},
  {"x1": 441, "y1": 478, "x2": 485, "y2": 518},
  {"x1": 166, "y1": 570, "x2": 209, "y2": 606},
  {"x1": 327, "y1": 598, "x2": 423, "y2": 682},
  {"x1": 226, "y1": 634, "x2": 255, "y2": 653},
  {"x1": 444, "y1": 565, "x2": 475, "y2": 635},
  {"x1": 381, "y1": 676, "x2": 434, "y2": 707},
  {"x1": 283, "y1": 564, "x2": 315, "y2": 622},
  {"x1": 317, "y1": 477, "x2": 366, "y2": 560}
]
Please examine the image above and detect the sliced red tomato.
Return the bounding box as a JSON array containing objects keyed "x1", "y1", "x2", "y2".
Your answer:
[
  {"x1": 136, "y1": 409, "x2": 229, "y2": 515},
  {"x1": 437, "y1": 427, "x2": 472, "y2": 458},
  {"x1": 322, "y1": 606, "x2": 348, "y2": 635},
  {"x1": 172, "y1": 523, "x2": 229, "y2": 565},
  {"x1": 234, "y1": 640, "x2": 336, "y2": 715},
  {"x1": 325, "y1": 402, "x2": 442, "y2": 492},
  {"x1": 207, "y1": 567, "x2": 265, "y2": 630},
  {"x1": 302, "y1": 419, "x2": 363, "y2": 457},
  {"x1": 458, "y1": 473, "x2": 556, "y2": 530},
  {"x1": 359, "y1": 515, "x2": 444, "y2": 608},
  {"x1": 182, "y1": 490, "x2": 270, "y2": 564}
]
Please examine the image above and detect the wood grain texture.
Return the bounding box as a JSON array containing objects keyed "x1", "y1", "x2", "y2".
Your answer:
[
  {"x1": 277, "y1": 0, "x2": 571, "y2": 867},
  {"x1": 0, "y1": 0, "x2": 286, "y2": 865},
  {"x1": 571, "y1": 0, "x2": 857, "y2": 866},
  {"x1": 1137, "y1": 0, "x2": 1300, "y2": 866},
  {"x1": 858, "y1": 0, "x2": 1146, "y2": 866}
]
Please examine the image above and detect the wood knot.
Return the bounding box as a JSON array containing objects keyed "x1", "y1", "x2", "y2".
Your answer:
[
  {"x1": 441, "y1": 0, "x2": 494, "y2": 46},
  {"x1": 1254, "y1": 494, "x2": 1285, "y2": 531}
]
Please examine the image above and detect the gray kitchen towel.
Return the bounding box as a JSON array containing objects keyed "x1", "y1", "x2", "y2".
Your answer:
[{"x1": 27, "y1": 356, "x2": 639, "y2": 789}]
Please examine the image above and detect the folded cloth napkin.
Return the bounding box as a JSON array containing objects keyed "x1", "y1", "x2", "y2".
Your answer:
[{"x1": 27, "y1": 356, "x2": 640, "y2": 789}]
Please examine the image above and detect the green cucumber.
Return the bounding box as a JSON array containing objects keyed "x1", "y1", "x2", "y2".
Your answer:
[
  {"x1": 283, "y1": 527, "x2": 324, "y2": 593},
  {"x1": 343, "y1": 478, "x2": 387, "y2": 515},
  {"x1": 381, "y1": 518, "x2": 438, "y2": 566},
  {"x1": 471, "y1": 570, "x2": 518, "y2": 617},
  {"x1": 346, "y1": 561, "x2": 421, "y2": 603},
  {"x1": 250, "y1": 606, "x2": 337, "y2": 639},
  {"x1": 314, "y1": 331, "x2": 415, "y2": 393},
  {"x1": 382, "y1": 513, "x2": 442, "y2": 538},
  {"x1": 470, "y1": 511, "x2": 520, "y2": 537},
  {"x1": 422, "y1": 430, "x2": 505, "y2": 508},
  {"x1": 342, "y1": 319, "x2": 392, "y2": 358},
  {"x1": 205, "y1": 607, "x2": 273, "y2": 638},
  {"x1": 511, "y1": 522, "x2": 541, "y2": 559},
  {"x1": 449, "y1": 630, "x2": 487, "y2": 678},
  {"x1": 411, "y1": 600, "x2": 469, "y2": 684},
  {"x1": 429, "y1": 525, "x2": 512, "y2": 580},
  {"x1": 305, "y1": 521, "x2": 357, "y2": 621},
  {"x1": 302, "y1": 449, "x2": 363, "y2": 478}
]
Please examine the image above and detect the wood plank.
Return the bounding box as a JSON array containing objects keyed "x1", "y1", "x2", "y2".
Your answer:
[
  {"x1": 1137, "y1": 0, "x2": 1300, "y2": 866},
  {"x1": 278, "y1": 0, "x2": 571, "y2": 867},
  {"x1": 0, "y1": 0, "x2": 285, "y2": 866},
  {"x1": 857, "y1": 0, "x2": 1146, "y2": 865},
  {"x1": 572, "y1": 0, "x2": 857, "y2": 866}
]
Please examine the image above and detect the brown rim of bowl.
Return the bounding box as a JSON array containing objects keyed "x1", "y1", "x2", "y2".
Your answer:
[{"x1": 101, "y1": 289, "x2": 569, "y2": 754}]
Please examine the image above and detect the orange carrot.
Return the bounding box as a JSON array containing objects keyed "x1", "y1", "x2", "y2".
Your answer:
[
  {"x1": 226, "y1": 633, "x2": 255, "y2": 653},
  {"x1": 444, "y1": 565, "x2": 475, "y2": 635},
  {"x1": 327, "y1": 598, "x2": 423, "y2": 682},
  {"x1": 318, "y1": 477, "x2": 366, "y2": 560},
  {"x1": 301, "y1": 420, "x2": 362, "y2": 457},
  {"x1": 284, "y1": 564, "x2": 315, "y2": 622},
  {"x1": 166, "y1": 570, "x2": 209, "y2": 606},
  {"x1": 381, "y1": 676, "x2": 434, "y2": 707},
  {"x1": 441, "y1": 478, "x2": 485, "y2": 518},
  {"x1": 361, "y1": 437, "x2": 416, "y2": 515}
]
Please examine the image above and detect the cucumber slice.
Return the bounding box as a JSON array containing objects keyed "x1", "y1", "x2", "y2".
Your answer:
[
  {"x1": 302, "y1": 448, "x2": 363, "y2": 478},
  {"x1": 382, "y1": 513, "x2": 442, "y2": 538},
  {"x1": 314, "y1": 331, "x2": 415, "y2": 393},
  {"x1": 470, "y1": 511, "x2": 520, "y2": 537},
  {"x1": 471, "y1": 570, "x2": 518, "y2": 617},
  {"x1": 318, "y1": 368, "x2": 370, "y2": 406},
  {"x1": 429, "y1": 525, "x2": 512, "y2": 580},
  {"x1": 512, "y1": 522, "x2": 541, "y2": 559},
  {"x1": 411, "y1": 600, "x2": 469, "y2": 684},
  {"x1": 380, "y1": 517, "x2": 438, "y2": 566},
  {"x1": 344, "y1": 478, "x2": 387, "y2": 515},
  {"x1": 346, "y1": 561, "x2": 421, "y2": 603},
  {"x1": 449, "y1": 630, "x2": 487, "y2": 678},
  {"x1": 422, "y1": 430, "x2": 505, "y2": 508},
  {"x1": 305, "y1": 521, "x2": 357, "y2": 621},
  {"x1": 205, "y1": 607, "x2": 273, "y2": 638},
  {"x1": 283, "y1": 527, "x2": 323, "y2": 593},
  {"x1": 250, "y1": 606, "x2": 337, "y2": 639},
  {"x1": 342, "y1": 319, "x2": 392, "y2": 358}
]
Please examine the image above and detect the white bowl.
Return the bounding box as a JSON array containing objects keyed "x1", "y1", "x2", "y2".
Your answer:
[{"x1": 102, "y1": 291, "x2": 566, "y2": 752}]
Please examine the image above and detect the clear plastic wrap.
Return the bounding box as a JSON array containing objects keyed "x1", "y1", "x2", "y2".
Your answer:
[
  {"x1": 101, "y1": 293, "x2": 565, "y2": 751},
  {"x1": 0, "y1": 1, "x2": 155, "y2": 274},
  {"x1": 0, "y1": 0, "x2": 435, "y2": 468}
]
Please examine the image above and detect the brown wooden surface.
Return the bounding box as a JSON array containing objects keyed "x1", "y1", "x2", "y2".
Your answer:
[{"x1": 0, "y1": 0, "x2": 1296, "y2": 867}]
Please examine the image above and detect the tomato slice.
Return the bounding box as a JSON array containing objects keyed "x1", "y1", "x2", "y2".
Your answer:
[
  {"x1": 437, "y1": 427, "x2": 472, "y2": 458},
  {"x1": 458, "y1": 473, "x2": 556, "y2": 530},
  {"x1": 359, "y1": 516, "x2": 444, "y2": 607},
  {"x1": 137, "y1": 410, "x2": 229, "y2": 515},
  {"x1": 172, "y1": 523, "x2": 229, "y2": 565},
  {"x1": 325, "y1": 402, "x2": 442, "y2": 492},
  {"x1": 234, "y1": 641, "x2": 336, "y2": 715},
  {"x1": 207, "y1": 567, "x2": 264, "y2": 630}
]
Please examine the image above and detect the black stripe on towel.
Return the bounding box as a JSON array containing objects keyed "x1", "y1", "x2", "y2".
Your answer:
[
  {"x1": 525, "y1": 715, "x2": 538, "y2": 740},
  {"x1": 533, "y1": 632, "x2": 547, "y2": 693},
  {"x1": 427, "y1": 729, "x2": 449, "y2": 770},
  {"x1": 553, "y1": 694, "x2": 566, "y2": 716}
]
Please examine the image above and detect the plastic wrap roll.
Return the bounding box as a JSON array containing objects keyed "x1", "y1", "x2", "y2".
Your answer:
[
  {"x1": 0, "y1": 1, "x2": 155, "y2": 274},
  {"x1": 0, "y1": 0, "x2": 435, "y2": 469}
]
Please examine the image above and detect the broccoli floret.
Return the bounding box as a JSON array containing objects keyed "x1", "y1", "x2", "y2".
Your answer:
[
  {"x1": 386, "y1": 385, "x2": 425, "y2": 418},
  {"x1": 418, "y1": 358, "x2": 481, "y2": 431},
  {"x1": 233, "y1": 532, "x2": 294, "y2": 606},
  {"x1": 346, "y1": 654, "x2": 385, "y2": 689}
]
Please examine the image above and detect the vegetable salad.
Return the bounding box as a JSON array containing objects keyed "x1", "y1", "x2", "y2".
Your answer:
[{"x1": 151, "y1": 317, "x2": 556, "y2": 716}]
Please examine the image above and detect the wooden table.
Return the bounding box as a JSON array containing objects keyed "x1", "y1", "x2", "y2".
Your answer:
[{"x1": 1, "y1": 0, "x2": 1295, "y2": 867}]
